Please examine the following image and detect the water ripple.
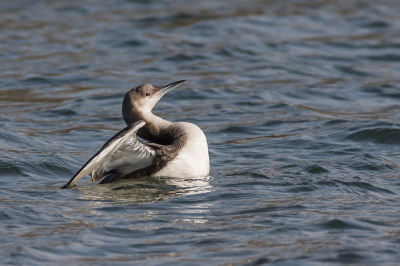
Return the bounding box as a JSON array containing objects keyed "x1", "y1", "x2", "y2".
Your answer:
[{"x1": 2, "y1": 0, "x2": 400, "y2": 265}]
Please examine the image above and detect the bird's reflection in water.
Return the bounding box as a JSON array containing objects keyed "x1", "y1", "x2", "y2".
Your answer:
[{"x1": 77, "y1": 176, "x2": 213, "y2": 205}]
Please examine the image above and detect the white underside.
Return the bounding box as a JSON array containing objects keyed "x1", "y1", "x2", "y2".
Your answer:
[{"x1": 154, "y1": 122, "x2": 210, "y2": 178}]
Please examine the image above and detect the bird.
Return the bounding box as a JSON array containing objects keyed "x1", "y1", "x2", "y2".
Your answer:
[{"x1": 62, "y1": 80, "x2": 210, "y2": 188}]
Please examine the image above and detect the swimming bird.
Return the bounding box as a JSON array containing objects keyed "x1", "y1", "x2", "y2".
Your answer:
[{"x1": 62, "y1": 80, "x2": 210, "y2": 188}]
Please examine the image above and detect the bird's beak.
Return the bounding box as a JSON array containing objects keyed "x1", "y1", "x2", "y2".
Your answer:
[{"x1": 156, "y1": 80, "x2": 186, "y2": 96}]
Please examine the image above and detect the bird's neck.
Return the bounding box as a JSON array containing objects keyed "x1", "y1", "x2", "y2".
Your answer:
[{"x1": 125, "y1": 110, "x2": 174, "y2": 145}]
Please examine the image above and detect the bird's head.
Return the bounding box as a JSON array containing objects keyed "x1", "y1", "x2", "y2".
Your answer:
[{"x1": 122, "y1": 80, "x2": 185, "y2": 124}]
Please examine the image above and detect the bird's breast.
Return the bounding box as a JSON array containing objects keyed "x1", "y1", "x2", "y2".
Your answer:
[{"x1": 154, "y1": 122, "x2": 210, "y2": 178}]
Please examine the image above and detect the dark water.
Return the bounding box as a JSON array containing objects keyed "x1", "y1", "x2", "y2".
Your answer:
[{"x1": 1, "y1": 0, "x2": 400, "y2": 265}]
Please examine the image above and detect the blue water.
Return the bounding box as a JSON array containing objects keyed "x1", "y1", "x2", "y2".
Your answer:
[{"x1": 1, "y1": 0, "x2": 400, "y2": 265}]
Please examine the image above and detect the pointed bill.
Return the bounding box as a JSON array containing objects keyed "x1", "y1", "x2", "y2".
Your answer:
[{"x1": 156, "y1": 80, "x2": 185, "y2": 96}]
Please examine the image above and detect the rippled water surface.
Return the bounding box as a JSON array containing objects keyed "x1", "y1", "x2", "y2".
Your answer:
[{"x1": 2, "y1": 0, "x2": 400, "y2": 265}]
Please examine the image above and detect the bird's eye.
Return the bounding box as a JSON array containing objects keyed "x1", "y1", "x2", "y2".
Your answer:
[{"x1": 145, "y1": 92, "x2": 150, "y2": 96}]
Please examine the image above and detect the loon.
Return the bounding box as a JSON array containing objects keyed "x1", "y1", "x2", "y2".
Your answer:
[{"x1": 62, "y1": 80, "x2": 210, "y2": 188}]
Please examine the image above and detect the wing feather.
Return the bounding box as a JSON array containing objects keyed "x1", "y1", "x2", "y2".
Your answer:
[{"x1": 61, "y1": 120, "x2": 154, "y2": 188}]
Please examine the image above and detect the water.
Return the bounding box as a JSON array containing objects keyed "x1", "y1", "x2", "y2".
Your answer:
[{"x1": 1, "y1": 0, "x2": 400, "y2": 265}]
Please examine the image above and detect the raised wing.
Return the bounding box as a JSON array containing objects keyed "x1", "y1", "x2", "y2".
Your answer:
[{"x1": 61, "y1": 120, "x2": 156, "y2": 188}]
